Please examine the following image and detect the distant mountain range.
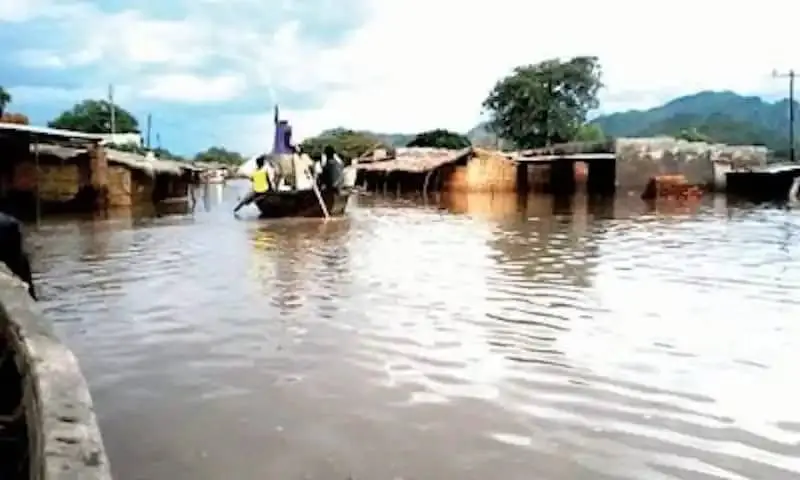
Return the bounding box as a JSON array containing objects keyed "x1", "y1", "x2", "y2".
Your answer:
[
  {"x1": 365, "y1": 91, "x2": 798, "y2": 152},
  {"x1": 591, "y1": 91, "x2": 796, "y2": 151}
]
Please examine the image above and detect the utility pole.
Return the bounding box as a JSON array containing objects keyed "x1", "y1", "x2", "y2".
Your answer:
[
  {"x1": 108, "y1": 84, "x2": 116, "y2": 142},
  {"x1": 146, "y1": 113, "x2": 152, "y2": 149},
  {"x1": 156, "y1": 133, "x2": 162, "y2": 150},
  {"x1": 773, "y1": 69, "x2": 796, "y2": 162}
]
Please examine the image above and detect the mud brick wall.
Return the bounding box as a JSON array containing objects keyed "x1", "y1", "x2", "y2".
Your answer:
[{"x1": 614, "y1": 137, "x2": 768, "y2": 189}]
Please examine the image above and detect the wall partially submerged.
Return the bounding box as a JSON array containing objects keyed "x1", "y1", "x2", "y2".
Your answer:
[
  {"x1": 0, "y1": 266, "x2": 111, "y2": 479},
  {"x1": 443, "y1": 149, "x2": 518, "y2": 192},
  {"x1": 615, "y1": 137, "x2": 768, "y2": 189}
]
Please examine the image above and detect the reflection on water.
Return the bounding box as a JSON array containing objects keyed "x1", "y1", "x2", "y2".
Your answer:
[
  {"x1": 26, "y1": 184, "x2": 800, "y2": 480},
  {"x1": 201, "y1": 183, "x2": 227, "y2": 212}
]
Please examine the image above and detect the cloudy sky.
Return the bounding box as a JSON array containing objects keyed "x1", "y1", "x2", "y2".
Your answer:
[{"x1": 0, "y1": 0, "x2": 796, "y2": 156}]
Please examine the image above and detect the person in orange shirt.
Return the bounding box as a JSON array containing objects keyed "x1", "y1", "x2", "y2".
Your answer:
[{"x1": 234, "y1": 155, "x2": 270, "y2": 214}]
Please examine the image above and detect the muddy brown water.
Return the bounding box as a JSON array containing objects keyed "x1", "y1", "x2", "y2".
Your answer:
[{"x1": 23, "y1": 182, "x2": 800, "y2": 479}]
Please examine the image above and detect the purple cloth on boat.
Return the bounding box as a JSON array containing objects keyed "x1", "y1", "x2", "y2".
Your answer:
[{"x1": 272, "y1": 121, "x2": 293, "y2": 155}]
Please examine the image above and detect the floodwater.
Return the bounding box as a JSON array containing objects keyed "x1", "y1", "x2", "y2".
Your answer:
[{"x1": 25, "y1": 181, "x2": 800, "y2": 480}]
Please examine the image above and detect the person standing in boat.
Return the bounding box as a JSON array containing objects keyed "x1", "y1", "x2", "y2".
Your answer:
[
  {"x1": 233, "y1": 155, "x2": 270, "y2": 214},
  {"x1": 319, "y1": 145, "x2": 345, "y2": 191}
]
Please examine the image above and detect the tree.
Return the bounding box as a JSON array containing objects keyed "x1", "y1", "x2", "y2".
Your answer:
[
  {"x1": 300, "y1": 128, "x2": 389, "y2": 159},
  {"x1": 406, "y1": 129, "x2": 471, "y2": 149},
  {"x1": 483, "y1": 56, "x2": 602, "y2": 149},
  {"x1": 194, "y1": 146, "x2": 245, "y2": 165},
  {"x1": 574, "y1": 123, "x2": 606, "y2": 142},
  {"x1": 48, "y1": 99, "x2": 139, "y2": 133},
  {"x1": 675, "y1": 127, "x2": 712, "y2": 143},
  {"x1": 0, "y1": 86, "x2": 11, "y2": 118}
]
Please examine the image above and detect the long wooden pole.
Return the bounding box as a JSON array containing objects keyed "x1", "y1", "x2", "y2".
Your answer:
[
  {"x1": 34, "y1": 139, "x2": 40, "y2": 226},
  {"x1": 306, "y1": 166, "x2": 330, "y2": 220}
]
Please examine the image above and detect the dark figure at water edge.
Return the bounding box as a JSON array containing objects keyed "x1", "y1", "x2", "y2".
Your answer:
[
  {"x1": 0, "y1": 212, "x2": 36, "y2": 300},
  {"x1": 233, "y1": 155, "x2": 270, "y2": 214}
]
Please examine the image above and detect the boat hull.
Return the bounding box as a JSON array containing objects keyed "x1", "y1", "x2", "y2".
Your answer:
[{"x1": 254, "y1": 187, "x2": 352, "y2": 219}]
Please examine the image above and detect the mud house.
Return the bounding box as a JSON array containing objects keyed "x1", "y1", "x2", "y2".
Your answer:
[
  {"x1": 0, "y1": 123, "x2": 201, "y2": 216},
  {"x1": 356, "y1": 147, "x2": 518, "y2": 195},
  {"x1": 33, "y1": 145, "x2": 203, "y2": 208},
  {"x1": 516, "y1": 138, "x2": 769, "y2": 195}
]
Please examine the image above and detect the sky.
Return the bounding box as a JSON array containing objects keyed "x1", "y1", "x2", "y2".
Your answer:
[{"x1": 0, "y1": 0, "x2": 797, "y2": 157}]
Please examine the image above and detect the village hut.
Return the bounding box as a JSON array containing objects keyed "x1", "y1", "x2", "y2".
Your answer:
[
  {"x1": 356, "y1": 147, "x2": 518, "y2": 195},
  {"x1": 0, "y1": 123, "x2": 106, "y2": 216},
  {"x1": 0, "y1": 122, "x2": 203, "y2": 217},
  {"x1": 30, "y1": 145, "x2": 202, "y2": 208}
]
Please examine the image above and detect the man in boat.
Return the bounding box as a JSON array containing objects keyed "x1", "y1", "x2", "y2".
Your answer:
[
  {"x1": 318, "y1": 145, "x2": 345, "y2": 191},
  {"x1": 233, "y1": 154, "x2": 270, "y2": 214},
  {"x1": 0, "y1": 212, "x2": 36, "y2": 300},
  {"x1": 293, "y1": 145, "x2": 317, "y2": 188}
]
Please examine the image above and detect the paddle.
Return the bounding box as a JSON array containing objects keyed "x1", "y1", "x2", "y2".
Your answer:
[{"x1": 304, "y1": 165, "x2": 330, "y2": 220}]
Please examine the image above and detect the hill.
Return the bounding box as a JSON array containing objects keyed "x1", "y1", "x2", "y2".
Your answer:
[
  {"x1": 358, "y1": 91, "x2": 798, "y2": 152},
  {"x1": 591, "y1": 90, "x2": 796, "y2": 151}
]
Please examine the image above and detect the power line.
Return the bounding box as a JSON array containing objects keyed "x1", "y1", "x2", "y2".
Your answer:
[
  {"x1": 772, "y1": 69, "x2": 796, "y2": 162},
  {"x1": 146, "y1": 113, "x2": 152, "y2": 149}
]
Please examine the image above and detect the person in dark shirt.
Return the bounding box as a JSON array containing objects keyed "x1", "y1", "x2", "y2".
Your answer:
[
  {"x1": 319, "y1": 145, "x2": 345, "y2": 191},
  {"x1": 0, "y1": 212, "x2": 36, "y2": 300}
]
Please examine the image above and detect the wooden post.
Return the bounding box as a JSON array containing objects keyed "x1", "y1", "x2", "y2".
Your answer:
[
  {"x1": 549, "y1": 159, "x2": 576, "y2": 195},
  {"x1": 88, "y1": 143, "x2": 109, "y2": 210},
  {"x1": 515, "y1": 163, "x2": 529, "y2": 194},
  {"x1": 586, "y1": 159, "x2": 617, "y2": 195}
]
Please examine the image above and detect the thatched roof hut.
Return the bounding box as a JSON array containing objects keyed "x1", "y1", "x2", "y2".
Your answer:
[
  {"x1": 356, "y1": 147, "x2": 519, "y2": 194},
  {"x1": 356, "y1": 147, "x2": 473, "y2": 173}
]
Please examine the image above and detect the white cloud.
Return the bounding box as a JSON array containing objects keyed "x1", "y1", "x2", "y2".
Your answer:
[
  {"x1": 140, "y1": 73, "x2": 247, "y2": 103},
  {"x1": 0, "y1": 0, "x2": 53, "y2": 22},
  {"x1": 221, "y1": 0, "x2": 799, "y2": 153},
  {"x1": 5, "y1": 0, "x2": 799, "y2": 154}
]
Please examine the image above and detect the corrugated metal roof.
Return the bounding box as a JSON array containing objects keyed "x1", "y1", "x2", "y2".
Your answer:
[
  {"x1": 0, "y1": 123, "x2": 104, "y2": 142},
  {"x1": 734, "y1": 163, "x2": 800, "y2": 174}
]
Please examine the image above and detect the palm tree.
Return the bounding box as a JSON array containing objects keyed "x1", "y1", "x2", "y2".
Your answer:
[{"x1": 0, "y1": 86, "x2": 11, "y2": 118}]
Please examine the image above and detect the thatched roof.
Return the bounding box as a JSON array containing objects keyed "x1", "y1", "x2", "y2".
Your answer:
[
  {"x1": 356, "y1": 147, "x2": 473, "y2": 173},
  {"x1": 30, "y1": 144, "x2": 201, "y2": 177}
]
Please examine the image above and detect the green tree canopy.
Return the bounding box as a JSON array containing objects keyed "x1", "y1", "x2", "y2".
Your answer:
[
  {"x1": 194, "y1": 146, "x2": 245, "y2": 165},
  {"x1": 406, "y1": 129, "x2": 471, "y2": 149},
  {"x1": 573, "y1": 123, "x2": 606, "y2": 142},
  {"x1": 0, "y1": 86, "x2": 11, "y2": 118},
  {"x1": 483, "y1": 56, "x2": 602, "y2": 149},
  {"x1": 300, "y1": 128, "x2": 388, "y2": 159},
  {"x1": 49, "y1": 99, "x2": 139, "y2": 133}
]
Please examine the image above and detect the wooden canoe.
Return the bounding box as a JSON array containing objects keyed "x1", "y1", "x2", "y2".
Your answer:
[{"x1": 254, "y1": 187, "x2": 352, "y2": 219}]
